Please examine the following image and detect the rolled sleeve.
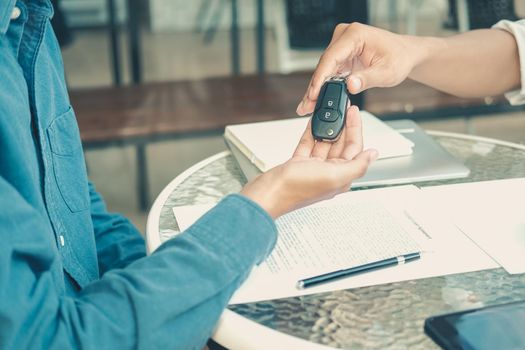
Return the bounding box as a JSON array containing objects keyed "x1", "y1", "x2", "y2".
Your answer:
[{"x1": 493, "y1": 19, "x2": 525, "y2": 105}]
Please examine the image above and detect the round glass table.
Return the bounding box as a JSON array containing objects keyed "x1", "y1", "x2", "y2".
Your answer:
[{"x1": 146, "y1": 131, "x2": 525, "y2": 350}]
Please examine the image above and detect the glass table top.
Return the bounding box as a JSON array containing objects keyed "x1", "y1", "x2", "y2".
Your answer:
[{"x1": 155, "y1": 132, "x2": 525, "y2": 349}]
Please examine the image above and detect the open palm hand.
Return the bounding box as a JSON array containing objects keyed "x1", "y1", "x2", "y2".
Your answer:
[{"x1": 241, "y1": 106, "x2": 377, "y2": 218}]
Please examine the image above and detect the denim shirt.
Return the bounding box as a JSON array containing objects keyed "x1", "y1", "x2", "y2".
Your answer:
[{"x1": 0, "y1": 1, "x2": 277, "y2": 348}]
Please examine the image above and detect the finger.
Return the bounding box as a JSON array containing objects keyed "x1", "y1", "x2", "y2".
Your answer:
[
  {"x1": 296, "y1": 76, "x2": 316, "y2": 116},
  {"x1": 293, "y1": 118, "x2": 315, "y2": 158},
  {"x1": 297, "y1": 25, "x2": 361, "y2": 115},
  {"x1": 310, "y1": 140, "x2": 332, "y2": 160},
  {"x1": 306, "y1": 28, "x2": 361, "y2": 102},
  {"x1": 296, "y1": 24, "x2": 350, "y2": 116},
  {"x1": 340, "y1": 105, "x2": 364, "y2": 160},
  {"x1": 332, "y1": 149, "x2": 378, "y2": 186},
  {"x1": 329, "y1": 23, "x2": 350, "y2": 45},
  {"x1": 296, "y1": 96, "x2": 317, "y2": 116},
  {"x1": 326, "y1": 105, "x2": 351, "y2": 159},
  {"x1": 326, "y1": 126, "x2": 346, "y2": 159},
  {"x1": 347, "y1": 64, "x2": 393, "y2": 94}
]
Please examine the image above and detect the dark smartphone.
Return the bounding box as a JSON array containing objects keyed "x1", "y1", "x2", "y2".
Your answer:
[
  {"x1": 424, "y1": 300, "x2": 525, "y2": 350},
  {"x1": 311, "y1": 78, "x2": 350, "y2": 141}
]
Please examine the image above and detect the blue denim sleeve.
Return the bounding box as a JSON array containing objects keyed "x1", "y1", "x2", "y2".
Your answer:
[
  {"x1": 0, "y1": 176, "x2": 277, "y2": 349},
  {"x1": 89, "y1": 182, "x2": 147, "y2": 275}
]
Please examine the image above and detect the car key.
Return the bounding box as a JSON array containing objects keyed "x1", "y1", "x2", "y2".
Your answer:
[{"x1": 311, "y1": 77, "x2": 350, "y2": 141}]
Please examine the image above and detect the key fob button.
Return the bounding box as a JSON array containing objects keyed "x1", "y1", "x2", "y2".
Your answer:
[
  {"x1": 317, "y1": 108, "x2": 339, "y2": 122},
  {"x1": 327, "y1": 128, "x2": 334, "y2": 136},
  {"x1": 323, "y1": 97, "x2": 339, "y2": 109}
]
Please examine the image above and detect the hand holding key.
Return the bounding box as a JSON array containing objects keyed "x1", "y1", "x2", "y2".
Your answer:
[
  {"x1": 241, "y1": 106, "x2": 378, "y2": 218},
  {"x1": 297, "y1": 23, "x2": 425, "y2": 116}
]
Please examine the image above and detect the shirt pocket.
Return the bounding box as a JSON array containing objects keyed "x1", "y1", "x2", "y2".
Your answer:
[{"x1": 46, "y1": 107, "x2": 90, "y2": 213}]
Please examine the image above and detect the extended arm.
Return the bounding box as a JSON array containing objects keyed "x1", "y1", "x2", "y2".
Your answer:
[
  {"x1": 409, "y1": 28, "x2": 520, "y2": 98},
  {"x1": 0, "y1": 175, "x2": 276, "y2": 349},
  {"x1": 297, "y1": 21, "x2": 523, "y2": 116}
]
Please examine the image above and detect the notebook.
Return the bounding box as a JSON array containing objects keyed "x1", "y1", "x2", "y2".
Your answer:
[
  {"x1": 225, "y1": 118, "x2": 470, "y2": 187},
  {"x1": 223, "y1": 111, "x2": 414, "y2": 172}
]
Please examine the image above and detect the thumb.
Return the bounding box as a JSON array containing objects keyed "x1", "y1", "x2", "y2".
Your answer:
[{"x1": 347, "y1": 66, "x2": 388, "y2": 94}]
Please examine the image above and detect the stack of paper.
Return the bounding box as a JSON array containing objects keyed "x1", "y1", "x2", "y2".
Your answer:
[{"x1": 223, "y1": 111, "x2": 414, "y2": 172}]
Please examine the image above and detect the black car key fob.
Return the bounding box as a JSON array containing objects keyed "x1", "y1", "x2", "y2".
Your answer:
[{"x1": 311, "y1": 78, "x2": 350, "y2": 141}]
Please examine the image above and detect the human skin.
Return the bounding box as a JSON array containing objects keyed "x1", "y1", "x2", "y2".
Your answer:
[
  {"x1": 241, "y1": 106, "x2": 378, "y2": 219},
  {"x1": 243, "y1": 21, "x2": 520, "y2": 219},
  {"x1": 296, "y1": 22, "x2": 521, "y2": 116}
]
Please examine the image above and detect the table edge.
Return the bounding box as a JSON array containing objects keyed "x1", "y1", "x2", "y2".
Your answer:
[
  {"x1": 213, "y1": 309, "x2": 335, "y2": 350},
  {"x1": 145, "y1": 150, "x2": 231, "y2": 254},
  {"x1": 426, "y1": 130, "x2": 525, "y2": 150}
]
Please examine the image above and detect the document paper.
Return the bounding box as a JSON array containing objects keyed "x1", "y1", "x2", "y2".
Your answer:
[
  {"x1": 264, "y1": 201, "x2": 420, "y2": 276},
  {"x1": 172, "y1": 186, "x2": 497, "y2": 304},
  {"x1": 423, "y1": 178, "x2": 525, "y2": 274}
]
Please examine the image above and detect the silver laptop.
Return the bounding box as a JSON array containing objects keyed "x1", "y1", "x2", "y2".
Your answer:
[{"x1": 225, "y1": 119, "x2": 470, "y2": 187}]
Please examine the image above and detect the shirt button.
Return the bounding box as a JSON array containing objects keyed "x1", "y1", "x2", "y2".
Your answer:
[{"x1": 11, "y1": 7, "x2": 21, "y2": 20}]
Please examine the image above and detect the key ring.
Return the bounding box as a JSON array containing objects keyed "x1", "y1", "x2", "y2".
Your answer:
[{"x1": 329, "y1": 71, "x2": 351, "y2": 83}]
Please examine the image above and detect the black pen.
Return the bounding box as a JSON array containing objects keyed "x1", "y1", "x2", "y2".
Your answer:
[{"x1": 296, "y1": 252, "x2": 421, "y2": 289}]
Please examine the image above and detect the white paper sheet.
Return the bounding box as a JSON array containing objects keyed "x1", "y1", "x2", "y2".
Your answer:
[
  {"x1": 172, "y1": 186, "x2": 498, "y2": 304},
  {"x1": 252, "y1": 199, "x2": 423, "y2": 278},
  {"x1": 423, "y1": 178, "x2": 525, "y2": 274}
]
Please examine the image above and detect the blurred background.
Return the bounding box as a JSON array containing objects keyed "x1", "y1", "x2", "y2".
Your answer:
[{"x1": 56, "y1": 0, "x2": 525, "y2": 231}]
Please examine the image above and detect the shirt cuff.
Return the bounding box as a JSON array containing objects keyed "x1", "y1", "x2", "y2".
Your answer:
[
  {"x1": 183, "y1": 194, "x2": 277, "y2": 271},
  {"x1": 493, "y1": 19, "x2": 525, "y2": 105}
]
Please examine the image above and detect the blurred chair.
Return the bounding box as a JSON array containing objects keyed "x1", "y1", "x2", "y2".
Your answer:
[
  {"x1": 274, "y1": 0, "x2": 367, "y2": 73},
  {"x1": 273, "y1": 0, "x2": 367, "y2": 108},
  {"x1": 462, "y1": 0, "x2": 519, "y2": 30},
  {"x1": 405, "y1": 0, "x2": 425, "y2": 35},
  {"x1": 195, "y1": 0, "x2": 229, "y2": 44},
  {"x1": 405, "y1": 0, "x2": 519, "y2": 38},
  {"x1": 443, "y1": 0, "x2": 458, "y2": 30}
]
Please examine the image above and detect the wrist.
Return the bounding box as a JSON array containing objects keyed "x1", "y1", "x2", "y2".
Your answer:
[
  {"x1": 240, "y1": 172, "x2": 286, "y2": 219},
  {"x1": 407, "y1": 35, "x2": 447, "y2": 80}
]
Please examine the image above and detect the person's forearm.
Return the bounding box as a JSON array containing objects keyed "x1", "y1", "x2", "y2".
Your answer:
[
  {"x1": 408, "y1": 29, "x2": 520, "y2": 98},
  {"x1": 0, "y1": 191, "x2": 276, "y2": 349}
]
